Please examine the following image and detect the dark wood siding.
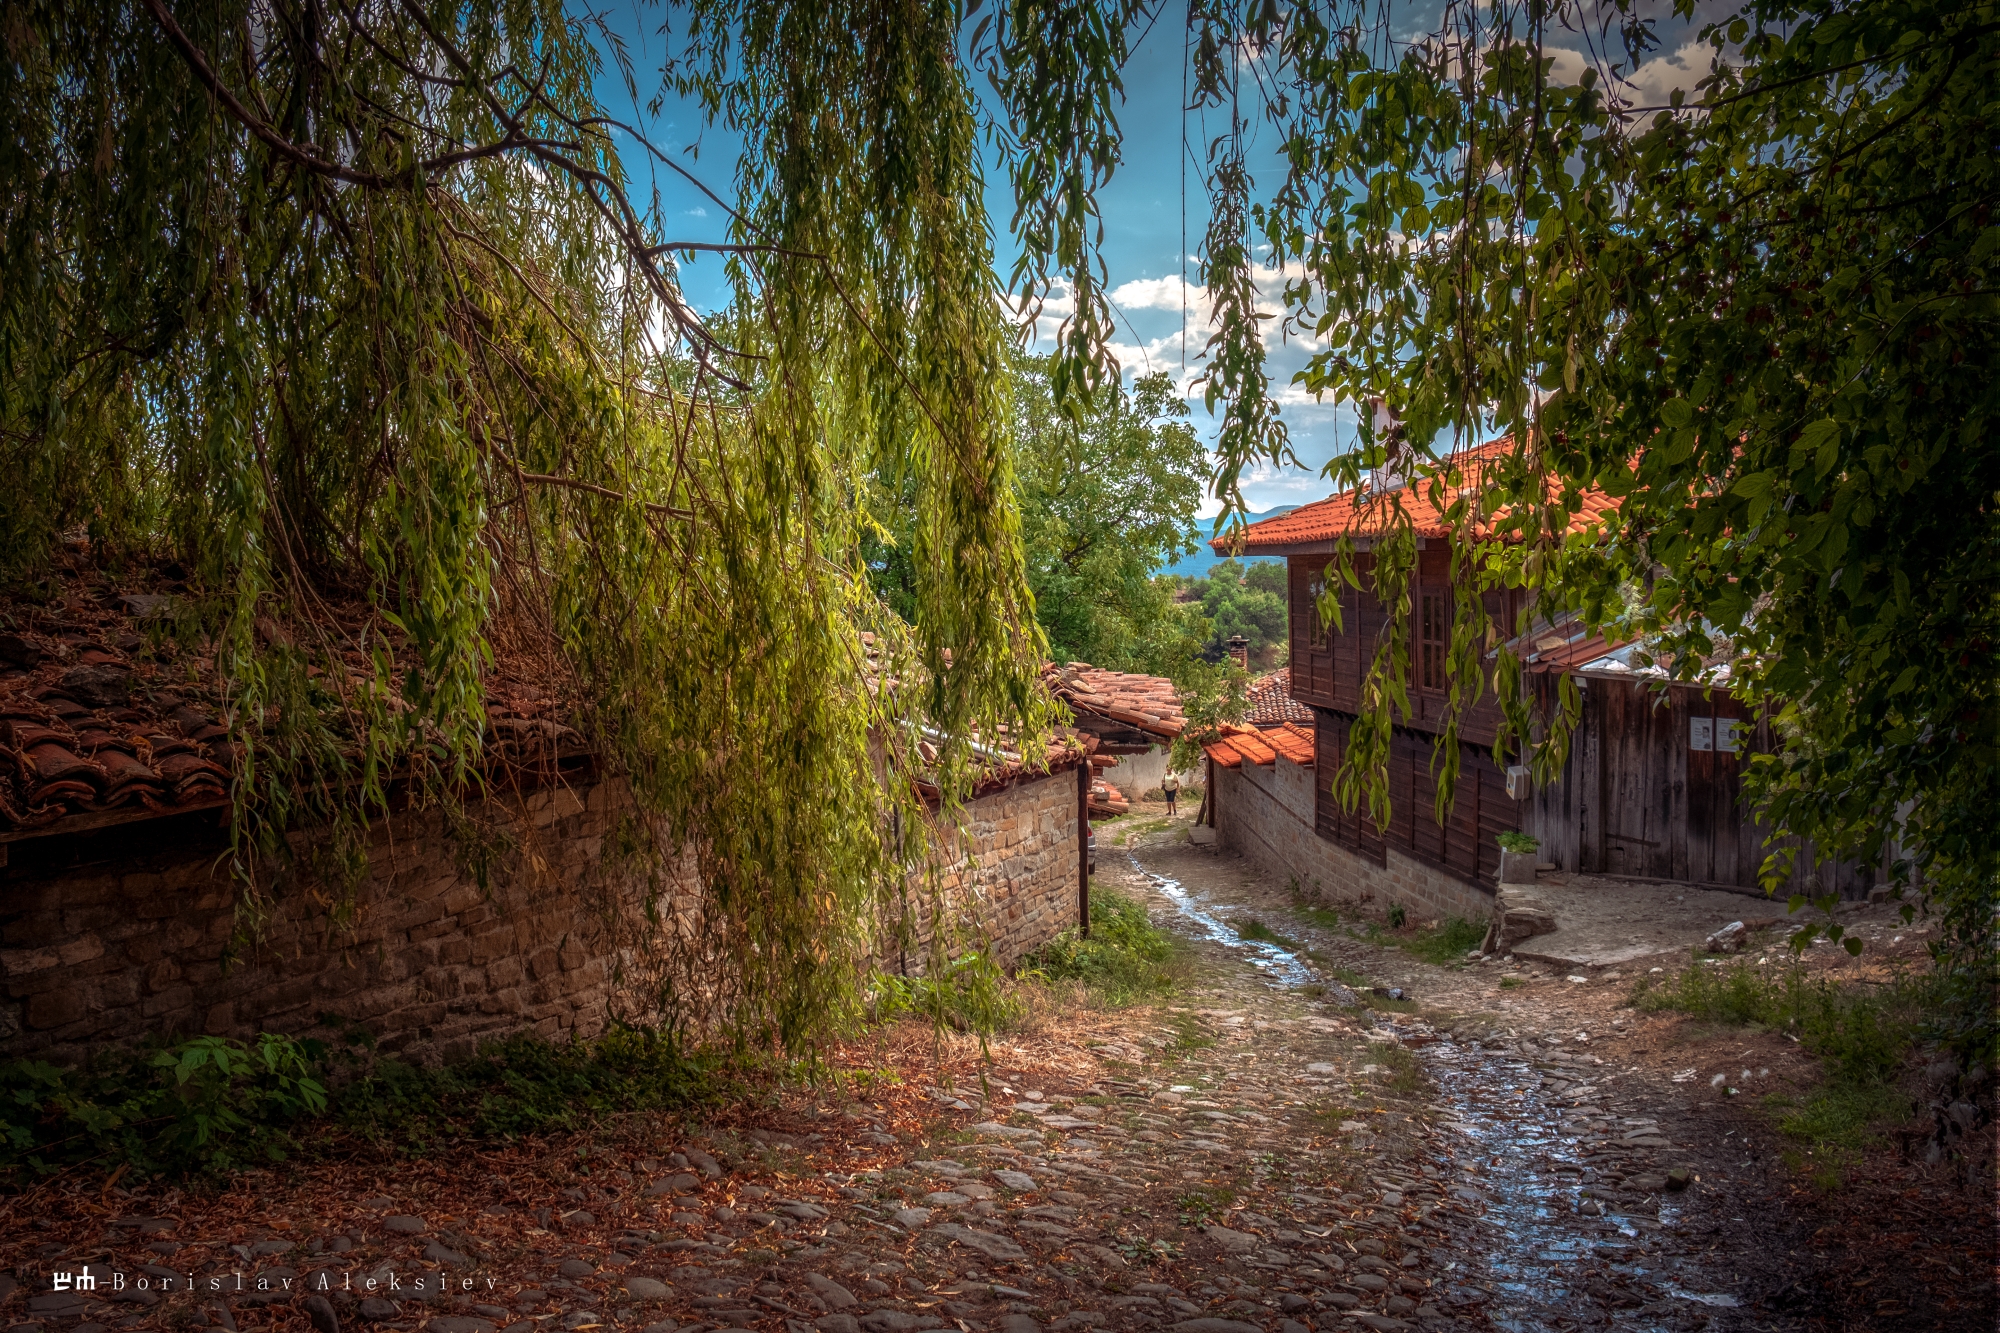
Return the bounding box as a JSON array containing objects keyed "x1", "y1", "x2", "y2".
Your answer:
[
  {"x1": 1311, "y1": 705, "x2": 1520, "y2": 890},
  {"x1": 1286, "y1": 550, "x2": 1514, "y2": 749},
  {"x1": 1524, "y1": 675, "x2": 1872, "y2": 897},
  {"x1": 1312, "y1": 708, "x2": 1385, "y2": 864}
]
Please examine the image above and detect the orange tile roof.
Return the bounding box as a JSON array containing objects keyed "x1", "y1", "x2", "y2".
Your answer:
[
  {"x1": 1042, "y1": 663, "x2": 1185, "y2": 738},
  {"x1": 1200, "y1": 723, "x2": 1303, "y2": 768},
  {"x1": 1210, "y1": 436, "x2": 1618, "y2": 552},
  {"x1": 1264, "y1": 723, "x2": 1315, "y2": 766}
]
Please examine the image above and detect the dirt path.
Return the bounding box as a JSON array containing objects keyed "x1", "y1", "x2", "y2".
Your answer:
[{"x1": 7, "y1": 822, "x2": 1992, "y2": 1333}]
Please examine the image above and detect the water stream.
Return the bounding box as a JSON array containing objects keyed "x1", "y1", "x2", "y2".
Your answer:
[{"x1": 1132, "y1": 849, "x2": 1729, "y2": 1332}]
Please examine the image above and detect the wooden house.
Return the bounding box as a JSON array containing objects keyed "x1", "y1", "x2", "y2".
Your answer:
[{"x1": 1211, "y1": 438, "x2": 1872, "y2": 904}]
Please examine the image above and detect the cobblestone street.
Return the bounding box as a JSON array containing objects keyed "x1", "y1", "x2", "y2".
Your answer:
[{"x1": 6, "y1": 822, "x2": 1991, "y2": 1333}]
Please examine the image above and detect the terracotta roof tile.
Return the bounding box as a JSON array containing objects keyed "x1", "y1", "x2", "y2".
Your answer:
[
  {"x1": 1263, "y1": 725, "x2": 1315, "y2": 766},
  {"x1": 1200, "y1": 724, "x2": 1279, "y2": 768},
  {"x1": 1211, "y1": 436, "x2": 1619, "y2": 551},
  {"x1": 1245, "y1": 669, "x2": 1314, "y2": 727},
  {"x1": 1043, "y1": 663, "x2": 1186, "y2": 738},
  {"x1": 1, "y1": 571, "x2": 584, "y2": 841}
]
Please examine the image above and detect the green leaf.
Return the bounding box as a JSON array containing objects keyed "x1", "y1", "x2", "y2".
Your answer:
[{"x1": 1660, "y1": 397, "x2": 1693, "y2": 428}]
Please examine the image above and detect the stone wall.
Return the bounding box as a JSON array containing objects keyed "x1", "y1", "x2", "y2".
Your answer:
[
  {"x1": 2, "y1": 768, "x2": 1084, "y2": 1068},
  {"x1": 0, "y1": 779, "x2": 699, "y2": 1069},
  {"x1": 885, "y1": 767, "x2": 1085, "y2": 974},
  {"x1": 1213, "y1": 755, "x2": 1494, "y2": 924}
]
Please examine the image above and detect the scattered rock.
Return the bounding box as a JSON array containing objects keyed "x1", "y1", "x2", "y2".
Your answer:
[
  {"x1": 1704, "y1": 921, "x2": 1748, "y2": 953},
  {"x1": 970, "y1": 1121, "x2": 1037, "y2": 1140},
  {"x1": 383, "y1": 1216, "x2": 426, "y2": 1235},
  {"x1": 422, "y1": 1242, "x2": 471, "y2": 1268},
  {"x1": 303, "y1": 1293, "x2": 340, "y2": 1333},
  {"x1": 59, "y1": 663, "x2": 132, "y2": 708},
  {"x1": 926, "y1": 1223, "x2": 1029, "y2": 1262},
  {"x1": 805, "y1": 1275, "x2": 857, "y2": 1309}
]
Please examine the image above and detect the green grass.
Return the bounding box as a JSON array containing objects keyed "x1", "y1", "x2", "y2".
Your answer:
[
  {"x1": 1295, "y1": 906, "x2": 1342, "y2": 930},
  {"x1": 1399, "y1": 916, "x2": 1488, "y2": 965},
  {"x1": 1175, "y1": 1183, "x2": 1237, "y2": 1225},
  {"x1": 1373, "y1": 1044, "x2": 1428, "y2": 1095},
  {"x1": 1022, "y1": 885, "x2": 1183, "y2": 1005},
  {"x1": 1635, "y1": 958, "x2": 1927, "y2": 1182},
  {"x1": 1499, "y1": 976, "x2": 1525, "y2": 989},
  {"x1": 1162, "y1": 1013, "x2": 1215, "y2": 1058},
  {"x1": 872, "y1": 950, "x2": 1021, "y2": 1033},
  {"x1": 1232, "y1": 917, "x2": 1304, "y2": 951}
]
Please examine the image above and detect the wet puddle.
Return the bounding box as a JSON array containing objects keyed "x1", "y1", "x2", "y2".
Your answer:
[
  {"x1": 1134, "y1": 856, "x2": 1315, "y2": 988},
  {"x1": 1133, "y1": 848, "x2": 1732, "y2": 1331}
]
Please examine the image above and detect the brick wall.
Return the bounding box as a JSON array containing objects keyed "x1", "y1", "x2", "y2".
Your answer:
[
  {"x1": 883, "y1": 767, "x2": 1084, "y2": 974},
  {"x1": 2, "y1": 769, "x2": 1083, "y2": 1067},
  {"x1": 1213, "y1": 755, "x2": 1494, "y2": 924}
]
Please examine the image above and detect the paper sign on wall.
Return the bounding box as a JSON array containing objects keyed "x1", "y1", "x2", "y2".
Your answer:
[
  {"x1": 1690, "y1": 718, "x2": 1714, "y2": 751},
  {"x1": 1715, "y1": 719, "x2": 1741, "y2": 753}
]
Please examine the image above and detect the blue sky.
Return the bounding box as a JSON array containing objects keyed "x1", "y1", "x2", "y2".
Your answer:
[{"x1": 584, "y1": 3, "x2": 1721, "y2": 516}]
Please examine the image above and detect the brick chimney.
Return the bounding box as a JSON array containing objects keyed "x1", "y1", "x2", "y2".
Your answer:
[{"x1": 1226, "y1": 634, "x2": 1249, "y2": 671}]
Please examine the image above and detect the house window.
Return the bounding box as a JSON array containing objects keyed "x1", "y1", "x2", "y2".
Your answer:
[{"x1": 1419, "y1": 593, "x2": 1447, "y2": 690}]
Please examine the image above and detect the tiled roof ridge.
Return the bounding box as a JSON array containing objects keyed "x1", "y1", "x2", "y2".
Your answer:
[
  {"x1": 1211, "y1": 434, "x2": 1618, "y2": 551},
  {"x1": 1244, "y1": 667, "x2": 1314, "y2": 726}
]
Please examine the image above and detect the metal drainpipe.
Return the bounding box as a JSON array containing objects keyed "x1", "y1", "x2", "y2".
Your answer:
[{"x1": 1077, "y1": 758, "x2": 1091, "y2": 938}]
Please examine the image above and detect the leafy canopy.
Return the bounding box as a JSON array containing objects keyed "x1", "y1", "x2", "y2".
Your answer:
[
  {"x1": 1150, "y1": 0, "x2": 1997, "y2": 1048},
  {"x1": 0, "y1": 0, "x2": 1058, "y2": 1052}
]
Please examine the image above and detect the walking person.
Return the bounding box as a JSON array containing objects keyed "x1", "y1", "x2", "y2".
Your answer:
[{"x1": 1162, "y1": 770, "x2": 1180, "y2": 816}]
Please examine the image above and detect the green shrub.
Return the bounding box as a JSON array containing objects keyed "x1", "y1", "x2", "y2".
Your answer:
[
  {"x1": 1023, "y1": 886, "x2": 1180, "y2": 1005},
  {"x1": 331, "y1": 1026, "x2": 717, "y2": 1149},
  {"x1": 870, "y1": 951, "x2": 1021, "y2": 1034},
  {"x1": 2, "y1": 1025, "x2": 717, "y2": 1180},
  {"x1": 1496, "y1": 831, "x2": 1540, "y2": 853},
  {"x1": 1634, "y1": 958, "x2": 1926, "y2": 1167},
  {"x1": 2, "y1": 1033, "x2": 327, "y2": 1178}
]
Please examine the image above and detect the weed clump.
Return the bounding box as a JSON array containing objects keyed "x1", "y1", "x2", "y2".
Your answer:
[
  {"x1": 1634, "y1": 958, "x2": 1926, "y2": 1182},
  {"x1": 2, "y1": 1026, "x2": 716, "y2": 1181},
  {"x1": 1232, "y1": 918, "x2": 1303, "y2": 951},
  {"x1": 1401, "y1": 916, "x2": 1488, "y2": 965},
  {"x1": 1022, "y1": 886, "x2": 1181, "y2": 1005}
]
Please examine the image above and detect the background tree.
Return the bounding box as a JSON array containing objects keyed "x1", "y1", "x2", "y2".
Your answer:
[
  {"x1": 868, "y1": 355, "x2": 1211, "y2": 676},
  {"x1": 1175, "y1": 559, "x2": 1289, "y2": 666},
  {"x1": 1014, "y1": 360, "x2": 1209, "y2": 671}
]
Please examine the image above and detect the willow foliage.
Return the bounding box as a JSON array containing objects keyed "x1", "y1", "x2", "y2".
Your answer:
[{"x1": 0, "y1": 0, "x2": 1051, "y2": 1052}]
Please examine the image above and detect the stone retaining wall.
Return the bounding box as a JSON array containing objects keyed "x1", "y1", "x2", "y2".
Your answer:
[
  {"x1": 1213, "y1": 754, "x2": 1493, "y2": 924},
  {"x1": 1, "y1": 768, "x2": 1083, "y2": 1067},
  {"x1": 884, "y1": 767, "x2": 1084, "y2": 974}
]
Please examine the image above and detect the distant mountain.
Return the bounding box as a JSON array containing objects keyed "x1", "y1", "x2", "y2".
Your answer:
[{"x1": 1158, "y1": 505, "x2": 1300, "y2": 579}]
